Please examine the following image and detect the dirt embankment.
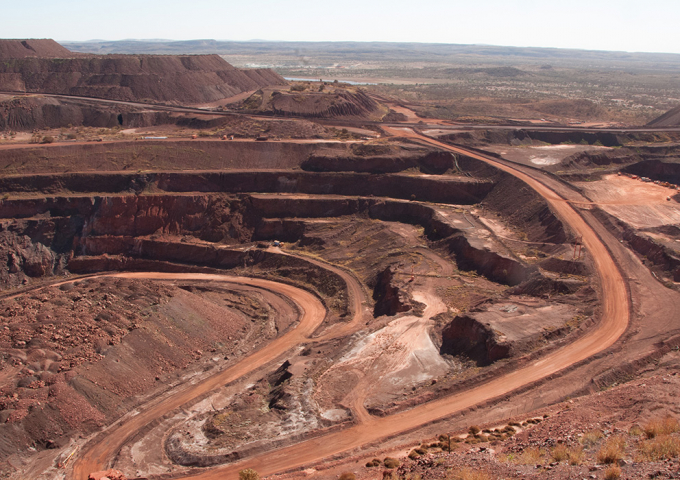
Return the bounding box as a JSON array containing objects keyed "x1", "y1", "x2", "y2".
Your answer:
[
  {"x1": 269, "y1": 89, "x2": 379, "y2": 118},
  {"x1": 482, "y1": 174, "x2": 567, "y2": 244},
  {"x1": 0, "y1": 170, "x2": 494, "y2": 204},
  {"x1": 622, "y1": 159, "x2": 680, "y2": 185},
  {"x1": 648, "y1": 104, "x2": 680, "y2": 127},
  {"x1": 554, "y1": 145, "x2": 680, "y2": 177},
  {"x1": 0, "y1": 141, "x2": 326, "y2": 174},
  {"x1": 594, "y1": 208, "x2": 680, "y2": 282},
  {"x1": 0, "y1": 96, "x2": 126, "y2": 131},
  {"x1": 302, "y1": 148, "x2": 458, "y2": 174},
  {"x1": 439, "y1": 129, "x2": 680, "y2": 148},
  {"x1": 0, "y1": 141, "x2": 449, "y2": 175},
  {"x1": 0, "y1": 55, "x2": 286, "y2": 105}
]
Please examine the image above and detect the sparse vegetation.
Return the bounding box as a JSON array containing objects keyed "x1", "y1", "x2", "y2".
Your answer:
[
  {"x1": 637, "y1": 435, "x2": 680, "y2": 461},
  {"x1": 550, "y1": 444, "x2": 570, "y2": 462},
  {"x1": 383, "y1": 457, "x2": 400, "y2": 469},
  {"x1": 512, "y1": 446, "x2": 544, "y2": 465},
  {"x1": 596, "y1": 436, "x2": 626, "y2": 464},
  {"x1": 604, "y1": 465, "x2": 622, "y2": 480},
  {"x1": 644, "y1": 415, "x2": 679, "y2": 438},
  {"x1": 580, "y1": 429, "x2": 604, "y2": 447},
  {"x1": 338, "y1": 473, "x2": 356, "y2": 480},
  {"x1": 468, "y1": 425, "x2": 481, "y2": 435}
]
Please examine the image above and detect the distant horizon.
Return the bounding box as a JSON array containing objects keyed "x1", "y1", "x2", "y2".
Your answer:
[
  {"x1": 5, "y1": 0, "x2": 680, "y2": 55},
  {"x1": 41, "y1": 38, "x2": 680, "y2": 57}
]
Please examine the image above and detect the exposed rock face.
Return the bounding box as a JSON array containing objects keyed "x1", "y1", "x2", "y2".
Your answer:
[
  {"x1": 372, "y1": 266, "x2": 411, "y2": 317},
  {"x1": 0, "y1": 230, "x2": 61, "y2": 288},
  {"x1": 440, "y1": 315, "x2": 510, "y2": 366}
]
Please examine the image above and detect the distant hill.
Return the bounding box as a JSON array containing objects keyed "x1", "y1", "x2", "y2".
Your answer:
[
  {"x1": 648, "y1": 105, "x2": 680, "y2": 127},
  {"x1": 62, "y1": 39, "x2": 680, "y2": 69},
  {"x1": 0, "y1": 39, "x2": 286, "y2": 105}
]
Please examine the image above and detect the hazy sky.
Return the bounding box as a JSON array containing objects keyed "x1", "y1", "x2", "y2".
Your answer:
[{"x1": 4, "y1": 0, "x2": 680, "y2": 54}]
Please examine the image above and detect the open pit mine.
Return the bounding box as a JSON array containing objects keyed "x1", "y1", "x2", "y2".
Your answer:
[{"x1": 1, "y1": 39, "x2": 680, "y2": 480}]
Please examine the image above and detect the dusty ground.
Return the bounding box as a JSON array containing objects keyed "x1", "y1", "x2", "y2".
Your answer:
[
  {"x1": 293, "y1": 351, "x2": 680, "y2": 480},
  {"x1": 574, "y1": 174, "x2": 680, "y2": 229}
]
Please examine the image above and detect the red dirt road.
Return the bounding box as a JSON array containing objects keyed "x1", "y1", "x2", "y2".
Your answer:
[
  {"x1": 84, "y1": 130, "x2": 628, "y2": 480},
  {"x1": 70, "y1": 273, "x2": 326, "y2": 480}
]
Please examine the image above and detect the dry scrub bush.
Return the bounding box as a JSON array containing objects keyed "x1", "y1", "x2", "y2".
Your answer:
[
  {"x1": 338, "y1": 473, "x2": 356, "y2": 480},
  {"x1": 551, "y1": 444, "x2": 570, "y2": 462},
  {"x1": 644, "y1": 416, "x2": 679, "y2": 439},
  {"x1": 580, "y1": 429, "x2": 604, "y2": 447},
  {"x1": 604, "y1": 465, "x2": 621, "y2": 480},
  {"x1": 637, "y1": 435, "x2": 680, "y2": 461},
  {"x1": 568, "y1": 445, "x2": 585, "y2": 465},
  {"x1": 629, "y1": 424, "x2": 644, "y2": 437},
  {"x1": 513, "y1": 446, "x2": 544, "y2": 465},
  {"x1": 238, "y1": 469, "x2": 259, "y2": 480},
  {"x1": 384, "y1": 457, "x2": 400, "y2": 469},
  {"x1": 447, "y1": 467, "x2": 491, "y2": 480},
  {"x1": 468, "y1": 425, "x2": 481, "y2": 435},
  {"x1": 597, "y1": 436, "x2": 626, "y2": 464}
]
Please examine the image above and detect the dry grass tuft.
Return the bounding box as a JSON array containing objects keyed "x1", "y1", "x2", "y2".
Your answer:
[
  {"x1": 637, "y1": 435, "x2": 680, "y2": 461},
  {"x1": 580, "y1": 429, "x2": 604, "y2": 447},
  {"x1": 604, "y1": 465, "x2": 621, "y2": 480},
  {"x1": 513, "y1": 446, "x2": 544, "y2": 465},
  {"x1": 551, "y1": 444, "x2": 570, "y2": 462},
  {"x1": 597, "y1": 436, "x2": 626, "y2": 464},
  {"x1": 568, "y1": 445, "x2": 585, "y2": 465},
  {"x1": 644, "y1": 416, "x2": 679, "y2": 439}
]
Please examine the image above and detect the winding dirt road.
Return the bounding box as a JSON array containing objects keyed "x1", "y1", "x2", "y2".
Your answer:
[
  {"x1": 67, "y1": 128, "x2": 631, "y2": 479},
  {"x1": 70, "y1": 273, "x2": 327, "y2": 480},
  {"x1": 127, "y1": 129, "x2": 627, "y2": 479}
]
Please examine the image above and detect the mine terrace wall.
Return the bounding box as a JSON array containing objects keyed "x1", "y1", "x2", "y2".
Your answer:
[
  {"x1": 439, "y1": 129, "x2": 680, "y2": 148},
  {"x1": 0, "y1": 191, "x2": 539, "y2": 287},
  {"x1": 0, "y1": 171, "x2": 495, "y2": 205}
]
